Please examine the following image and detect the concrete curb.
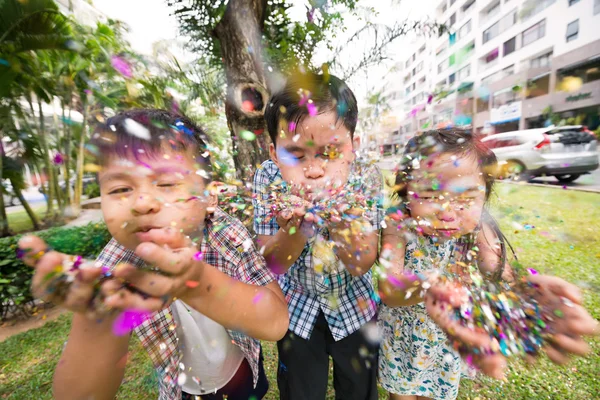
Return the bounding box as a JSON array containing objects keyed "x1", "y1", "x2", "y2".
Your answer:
[{"x1": 498, "y1": 180, "x2": 600, "y2": 193}]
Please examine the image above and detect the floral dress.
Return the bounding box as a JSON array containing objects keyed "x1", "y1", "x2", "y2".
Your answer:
[{"x1": 378, "y1": 235, "x2": 472, "y2": 400}]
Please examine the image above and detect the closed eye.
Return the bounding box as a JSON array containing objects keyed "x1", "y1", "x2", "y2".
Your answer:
[{"x1": 108, "y1": 187, "x2": 132, "y2": 195}]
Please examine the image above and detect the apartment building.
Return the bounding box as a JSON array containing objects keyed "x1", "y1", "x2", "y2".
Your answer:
[{"x1": 392, "y1": 0, "x2": 600, "y2": 146}]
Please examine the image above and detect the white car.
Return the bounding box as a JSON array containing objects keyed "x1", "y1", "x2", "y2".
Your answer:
[{"x1": 482, "y1": 126, "x2": 599, "y2": 182}]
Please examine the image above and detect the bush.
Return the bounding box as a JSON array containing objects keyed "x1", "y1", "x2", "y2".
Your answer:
[
  {"x1": 84, "y1": 181, "x2": 100, "y2": 198},
  {"x1": 0, "y1": 222, "x2": 111, "y2": 320}
]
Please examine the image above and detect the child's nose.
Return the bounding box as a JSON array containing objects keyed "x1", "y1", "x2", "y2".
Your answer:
[
  {"x1": 304, "y1": 161, "x2": 325, "y2": 179},
  {"x1": 436, "y1": 208, "x2": 456, "y2": 222},
  {"x1": 131, "y1": 192, "x2": 161, "y2": 215}
]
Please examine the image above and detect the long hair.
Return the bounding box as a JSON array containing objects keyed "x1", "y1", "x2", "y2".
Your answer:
[{"x1": 394, "y1": 128, "x2": 515, "y2": 280}]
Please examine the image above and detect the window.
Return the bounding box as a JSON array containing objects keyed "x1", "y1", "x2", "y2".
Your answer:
[
  {"x1": 527, "y1": 73, "x2": 550, "y2": 99},
  {"x1": 477, "y1": 97, "x2": 489, "y2": 112},
  {"x1": 462, "y1": 0, "x2": 475, "y2": 13},
  {"x1": 416, "y1": 61, "x2": 424, "y2": 73},
  {"x1": 503, "y1": 37, "x2": 516, "y2": 56},
  {"x1": 412, "y1": 82, "x2": 416, "y2": 90},
  {"x1": 522, "y1": 19, "x2": 546, "y2": 47},
  {"x1": 419, "y1": 117, "x2": 429, "y2": 127},
  {"x1": 449, "y1": 73, "x2": 456, "y2": 84},
  {"x1": 557, "y1": 57, "x2": 600, "y2": 90},
  {"x1": 482, "y1": 71, "x2": 500, "y2": 85},
  {"x1": 412, "y1": 53, "x2": 416, "y2": 61},
  {"x1": 500, "y1": 8, "x2": 518, "y2": 31},
  {"x1": 438, "y1": 60, "x2": 447, "y2": 73},
  {"x1": 412, "y1": 68, "x2": 416, "y2": 76},
  {"x1": 483, "y1": 22, "x2": 500, "y2": 44},
  {"x1": 595, "y1": 0, "x2": 600, "y2": 15},
  {"x1": 405, "y1": 59, "x2": 411, "y2": 68},
  {"x1": 405, "y1": 87, "x2": 411, "y2": 95},
  {"x1": 522, "y1": 0, "x2": 556, "y2": 21},
  {"x1": 530, "y1": 52, "x2": 552, "y2": 68},
  {"x1": 487, "y1": 1, "x2": 500, "y2": 18},
  {"x1": 458, "y1": 64, "x2": 471, "y2": 80},
  {"x1": 566, "y1": 19, "x2": 579, "y2": 42},
  {"x1": 493, "y1": 87, "x2": 518, "y2": 108},
  {"x1": 449, "y1": 53, "x2": 456, "y2": 66},
  {"x1": 450, "y1": 0, "x2": 457, "y2": 5},
  {"x1": 458, "y1": 20, "x2": 472, "y2": 40},
  {"x1": 502, "y1": 64, "x2": 515, "y2": 78},
  {"x1": 419, "y1": 44, "x2": 426, "y2": 54},
  {"x1": 437, "y1": 43, "x2": 447, "y2": 56},
  {"x1": 569, "y1": 0, "x2": 580, "y2": 5},
  {"x1": 449, "y1": 13, "x2": 456, "y2": 27}
]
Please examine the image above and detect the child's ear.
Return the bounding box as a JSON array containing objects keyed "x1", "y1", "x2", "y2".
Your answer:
[
  {"x1": 352, "y1": 135, "x2": 361, "y2": 150},
  {"x1": 269, "y1": 143, "x2": 279, "y2": 167},
  {"x1": 205, "y1": 182, "x2": 220, "y2": 214}
]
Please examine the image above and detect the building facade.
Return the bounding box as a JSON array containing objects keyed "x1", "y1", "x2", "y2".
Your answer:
[{"x1": 394, "y1": 0, "x2": 600, "y2": 140}]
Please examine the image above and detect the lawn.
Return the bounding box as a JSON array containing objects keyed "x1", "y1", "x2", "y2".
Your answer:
[
  {"x1": 6, "y1": 205, "x2": 47, "y2": 234},
  {"x1": 1, "y1": 183, "x2": 599, "y2": 399}
]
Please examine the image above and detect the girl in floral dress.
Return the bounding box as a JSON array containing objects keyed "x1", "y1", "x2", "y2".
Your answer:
[{"x1": 377, "y1": 129, "x2": 513, "y2": 400}]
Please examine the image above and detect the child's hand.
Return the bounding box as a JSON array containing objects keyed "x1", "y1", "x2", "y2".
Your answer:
[
  {"x1": 275, "y1": 194, "x2": 315, "y2": 237},
  {"x1": 18, "y1": 235, "x2": 121, "y2": 318},
  {"x1": 104, "y1": 228, "x2": 206, "y2": 311},
  {"x1": 424, "y1": 282, "x2": 508, "y2": 379},
  {"x1": 525, "y1": 274, "x2": 599, "y2": 364}
]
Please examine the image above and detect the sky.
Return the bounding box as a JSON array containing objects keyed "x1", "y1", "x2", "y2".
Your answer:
[{"x1": 92, "y1": 0, "x2": 436, "y2": 102}]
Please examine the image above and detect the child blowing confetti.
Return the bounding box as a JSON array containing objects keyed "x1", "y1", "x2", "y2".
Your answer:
[
  {"x1": 377, "y1": 129, "x2": 599, "y2": 400},
  {"x1": 18, "y1": 109, "x2": 288, "y2": 400},
  {"x1": 253, "y1": 71, "x2": 384, "y2": 400}
]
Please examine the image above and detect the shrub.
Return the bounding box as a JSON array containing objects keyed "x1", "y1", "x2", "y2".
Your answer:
[
  {"x1": 84, "y1": 181, "x2": 101, "y2": 198},
  {"x1": 0, "y1": 222, "x2": 111, "y2": 320}
]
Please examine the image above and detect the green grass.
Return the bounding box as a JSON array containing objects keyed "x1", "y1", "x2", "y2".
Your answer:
[
  {"x1": 1, "y1": 184, "x2": 598, "y2": 399},
  {"x1": 6, "y1": 205, "x2": 47, "y2": 234}
]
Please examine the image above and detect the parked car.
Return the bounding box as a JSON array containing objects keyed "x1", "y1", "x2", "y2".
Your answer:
[{"x1": 482, "y1": 125, "x2": 599, "y2": 182}]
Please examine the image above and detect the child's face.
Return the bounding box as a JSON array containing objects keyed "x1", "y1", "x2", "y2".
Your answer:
[
  {"x1": 99, "y1": 149, "x2": 215, "y2": 251},
  {"x1": 406, "y1": 153, "x2": 487, "y2": 239},
  {"x1": 269, "y1": 111, "x2": 356, "y2": 197}
]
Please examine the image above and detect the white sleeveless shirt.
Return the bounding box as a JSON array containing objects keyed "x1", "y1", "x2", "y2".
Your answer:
[{"x1": 171, "y1": 300, "x2": 245, "y2": 395}]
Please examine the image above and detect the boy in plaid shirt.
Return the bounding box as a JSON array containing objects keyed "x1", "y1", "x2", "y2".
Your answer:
[
  {"x1": 253, "y1": 72, "x2": 384, "y2": 400},
  {"x1": 19, "y1": 109, "x2": 288, "y2": 400}
]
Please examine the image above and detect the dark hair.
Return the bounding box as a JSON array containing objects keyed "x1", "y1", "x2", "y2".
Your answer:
[
  {"x1": 394, "y1": 128, "x2": 515, "y2": 280},
  {"x1": 265, "y1": 71, "x2": 358, "y2": 147},
  {"x1": 90, "y1": 108, "x2": 212, "y2": 181}
]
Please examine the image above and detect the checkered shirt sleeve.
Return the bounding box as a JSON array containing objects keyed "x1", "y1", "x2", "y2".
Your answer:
[
  {"x1": 94, "y1": 208, "x2": 275, "y2": 399},
  {"x1": 253, "y1": 160, "x2": 283, "y2": 236}
]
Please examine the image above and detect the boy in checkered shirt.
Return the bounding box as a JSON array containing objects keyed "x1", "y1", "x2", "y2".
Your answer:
[
  {"x1": 19, "y1": 109, "x2": 289, "y2": 400},
  {"x1": 253, "y1": 72, "x2": 384, "y2": 399}
]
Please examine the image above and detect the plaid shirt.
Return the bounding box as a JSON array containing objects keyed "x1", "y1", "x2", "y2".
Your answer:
[
  {"x1": 252, "y1": 160, "x2": 384, "y2": 341},
  {"x1": 96, "y1": 207, "x2": 274, "y2": 400}
]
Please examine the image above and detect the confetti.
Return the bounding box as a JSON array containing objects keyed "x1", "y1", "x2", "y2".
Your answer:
[
  {"x1": 240, "y1": 130, "x2": 256, "y2": 141},
  {"x1": 113, "y1": 309, "x2": 151, "y2": 336},
  {"x1": 111, "y1": 55, "x2": 133, "y2": 78},
  {"x1": 123, "y1": 118, "x2": 151, "y2": 140}
]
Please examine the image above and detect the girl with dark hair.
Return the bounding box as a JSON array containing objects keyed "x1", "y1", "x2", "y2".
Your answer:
[{"x1": 376, "y1": 129, "x2": 598, "y2": 400}]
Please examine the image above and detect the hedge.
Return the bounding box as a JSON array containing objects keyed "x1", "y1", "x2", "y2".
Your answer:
[{"x1": 0, "y1": 222, "x2": 111, "y2": 320}]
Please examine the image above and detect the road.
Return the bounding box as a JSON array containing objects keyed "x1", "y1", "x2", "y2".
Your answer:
[{"x1": 528, "y1": 167, "x2": 600, "y2": 191}]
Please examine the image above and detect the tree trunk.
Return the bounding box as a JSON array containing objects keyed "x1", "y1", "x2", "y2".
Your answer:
[
  {"x1": 0, "y1": 136, "x2": 10, "y2": 237},
  {"x1": 52, "y1": 110, "x2": 64, "y2": 213},
  {"x1": 214, "y1": 0, "x2": 272, "y2": 183},
  {"x1": 62, "y1": 102, "x2": 72, "y2": 206},
  {"x1": 26, "y1": 96, "x2": 51, "y2": 214},
  {"x1": 10, "y1": 179, "x2": 41, "y2": 231},
  {"x1": 73, "y1": 101, "x2": 88, "y2": 211},
  {"x1": 37, "y1": 98, "x2": 55, "y2": 219}
]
